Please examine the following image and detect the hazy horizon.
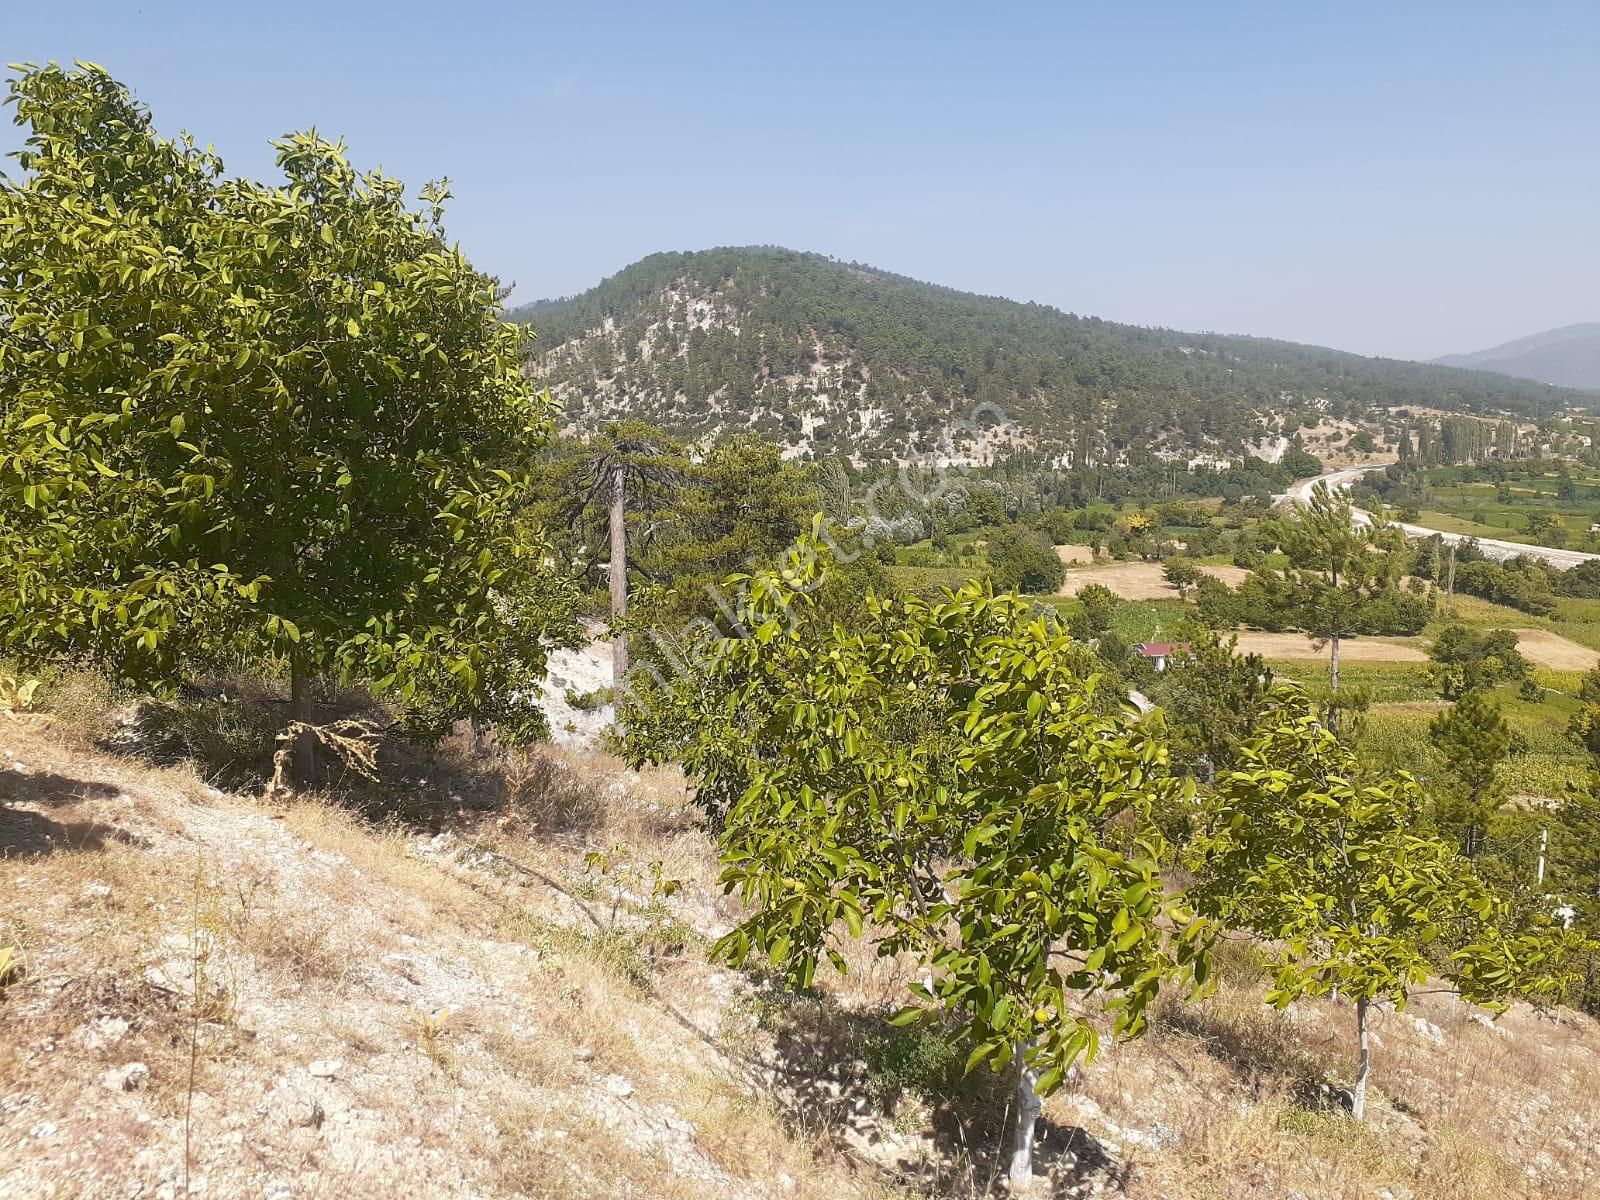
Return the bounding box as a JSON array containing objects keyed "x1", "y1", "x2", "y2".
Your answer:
[{"x1": 6, "y1": 1, "x2": 1597, "y2": 363}]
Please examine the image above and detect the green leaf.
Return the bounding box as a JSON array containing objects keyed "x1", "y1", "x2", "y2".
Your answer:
[{"x1": 963, "y1": 1040, "x2": 999, "y2": 1075}]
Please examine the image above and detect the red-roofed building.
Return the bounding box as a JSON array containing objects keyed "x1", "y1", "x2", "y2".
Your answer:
[{"x1": 1134, "y1": 642, "x2": 1190, "y2": 671}]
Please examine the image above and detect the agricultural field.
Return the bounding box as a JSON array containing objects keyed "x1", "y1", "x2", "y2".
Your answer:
[
  {"x1": 1254, "y1": 658, "x2": 1433, "y2": 702},
  {"x1": 1434, "y1": 592, "x2": 1600, "y2": 655},
  {"x1": 1394, "y1": 464, "x2": 1600, "y2": 549},
  {"x1": 1231, "y1": 632, "x2": 1427, "y2": 663},
  {"x1": 1033, "y1": 595, "x2": 1190, "y2": 644},
  {"x1": 1056, "y1": 560, "x2": 1249, "y2": 599}
]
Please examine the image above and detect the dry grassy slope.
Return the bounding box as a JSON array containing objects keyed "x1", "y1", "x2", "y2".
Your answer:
[
  {"x1": 0, "y1": 719, "x2": 828, "y2": 1200},
  {"x1": 2, "y1": 714, "x2": 1598, "y2": 1200}
]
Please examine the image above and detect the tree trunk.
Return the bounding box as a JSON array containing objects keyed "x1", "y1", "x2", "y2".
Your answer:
[
  {"x1": 1351, "y1": 997, "x2": 1371, "y2": 1120},
  {"x1": 1326, "y1": 630, "x2": 1342, "y2": 735},
  {"x1": 609, "y1": 463, "x2": 628, "y2": 694},
  {"x1": 289, "y1": 653, "x2": 320, "y2": 789},
  {"x1": 1445, "y1": 543, "x2": 1457, "y2": 616},
  {"x1": 1008, "y1": 1041, "x2": 1043, "y2": 1190}
]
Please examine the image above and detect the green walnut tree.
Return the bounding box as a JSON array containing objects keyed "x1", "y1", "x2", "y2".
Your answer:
[
  {"x1": 629, "y1": 530, "x2": 1209, "y2": 1187},
  {"x1": 1189, "y1": 694, "x2": 1582, "y2": 1119},
  {"x1": 0, "y1": 63, "x2": 578, "y2": 768}
]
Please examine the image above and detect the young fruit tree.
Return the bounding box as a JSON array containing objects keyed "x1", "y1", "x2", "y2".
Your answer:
[
  {"x1": 0, "y1": 63, "x2": 578, "y2": 771},
  {"x1": 1188, "y1": 693, "x2": 1583, "y2": 1119},
  {"x1": 1161, "y1": 558, "x2": 1203, "y2": 600},
  {"x1": 1263, "y1": 484, "x2": 1414, "y2": 722},
  {"x1": 627, "y1": 532, "x2": 1209, "y2": 1188}
]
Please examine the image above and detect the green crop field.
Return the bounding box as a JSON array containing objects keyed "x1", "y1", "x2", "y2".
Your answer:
[
  {"x1": 1400, "y1": 465, "x2": 1600, "y2": 548},
  {"x1": 1262, "y1": 659, "x2": 1437, "y2": 704}
]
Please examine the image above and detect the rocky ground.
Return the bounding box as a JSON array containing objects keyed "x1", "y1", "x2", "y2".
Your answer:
[{"x1": 2, "y1": 712, "x2": 1598, "y2": 1200}]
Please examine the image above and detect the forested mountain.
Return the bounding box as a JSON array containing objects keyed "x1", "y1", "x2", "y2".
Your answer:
[
  {"x1": 510, "y1": 247, "x2": 1587, "y2": 465},
  {"x1": 1434, "y1": 323, "x2": 1600, "y2": 391}
]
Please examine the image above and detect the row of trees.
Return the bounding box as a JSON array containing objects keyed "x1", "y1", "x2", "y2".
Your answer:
[
  {"x1": 622, "y1": 537, "x2": 1586, "y2": 1182},
  {"x1": 1395, "y1": 416, "x2": 1528, "y2": 466}
]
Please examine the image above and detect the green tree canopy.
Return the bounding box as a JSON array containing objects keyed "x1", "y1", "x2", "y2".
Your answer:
[
  {"x1": 1256, "y1": 484, "x2": 1422, "y2": 709},
  {"x1": 625, "y1": 533, "x2": 1207, "y2": 1185},
  {"x1": 984, "y1": 523, "x2": 1065, "y2": 594},
  {"x1": 1427, "y1": 624, "x2": 1529, "y2": 699},
  {"x1": 1429, "y1": 689, "x2": 1511, "y2": 857},
  {"x1": 0, "y1": 62, "x2": 578, "y2": 742},
  {"x1": 1144, "y1": 629, "x2": 1275, "y2": 783},
  {"x1": 1068, "y1": 581, "x2": 1119, "y2": 641},
  {"x1": 1162, "y1": 557, "x2": 1203, "y2": 599},
  {"x1": 1189, "y1": 693, "x2": 1580, "y2": 1118}
]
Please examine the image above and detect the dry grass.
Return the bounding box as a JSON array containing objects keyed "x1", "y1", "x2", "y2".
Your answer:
[
  {"x1": 1057, "y1": 560, "x2": 1250, "y2": 600},
  {"x1": 0, "y1": 713, "x2": 872, "y2": 1200},
  {"x1": 5, "y1": 711, "x2": 1600, "y2": 1200},
  {"x1": 1231, "y1": 631, "x2": 1430, "y2": 662}
]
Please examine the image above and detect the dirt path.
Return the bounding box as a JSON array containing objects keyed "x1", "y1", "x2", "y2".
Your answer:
[{"x1": 1058, "y1": 560, "x2": 1249, "y2": 601}]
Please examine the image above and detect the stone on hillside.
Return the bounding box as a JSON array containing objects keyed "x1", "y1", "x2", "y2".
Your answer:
[
  {"x1": 1406, "y1": 1015, "x2": 1444, "y2": 1045},
  {"x1": 100, "y1": 1062, "x2": 150, "y2": 1092}
]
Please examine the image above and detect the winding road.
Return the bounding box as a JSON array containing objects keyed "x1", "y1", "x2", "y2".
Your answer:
[{"x1": 1282, "y1": 466, "x2": 1600, "y2": 571}]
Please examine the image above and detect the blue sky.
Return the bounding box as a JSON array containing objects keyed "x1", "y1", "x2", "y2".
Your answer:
[{"x1": 5, "y1": 1, "x2": 1597, "y2": 360}]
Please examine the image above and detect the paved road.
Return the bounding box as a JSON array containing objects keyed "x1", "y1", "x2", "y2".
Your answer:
[{"x1": 1281, "y1": 467, "x2": 1600, "y2": 571}]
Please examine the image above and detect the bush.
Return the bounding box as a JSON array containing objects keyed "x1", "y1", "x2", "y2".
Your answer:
[
  {"x1": 1427, "y1": 624, "x2": 1530, "y2": 698},
  {"x1": 861, "y1": 1022, "x2": 967, "y2": 1109},
  {"x1": 1356, "y1": 591, "x2": 1430, "y2": 636},
  {"x1": 565, "y1": 686, "x2": 615, "y2": 712},
  {"x1": 1194, "y1": 576, "x2": 1240, "y2": 629},
  {"x1": 131, "y1": 680, "x2": 290, "y2": 783},
  {"x1": 985, "y1": 525, "x2": 1065, "y2": 594},
  {"x1": 497, "y1": 749, "x2": 609, "y2": 835}
]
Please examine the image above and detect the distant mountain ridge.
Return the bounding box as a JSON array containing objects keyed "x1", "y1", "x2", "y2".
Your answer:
[
  {"x1": 1434, "y1": 323, "x2": 1600, "y2": 391},
  {"x1": 510, "y1": 247, "x2": 1588, "y2": 464}
]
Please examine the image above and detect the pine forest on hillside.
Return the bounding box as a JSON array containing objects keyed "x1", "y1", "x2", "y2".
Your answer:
[{"x1": 514, "y1": 247, "x2": 1588, "y2": 465}]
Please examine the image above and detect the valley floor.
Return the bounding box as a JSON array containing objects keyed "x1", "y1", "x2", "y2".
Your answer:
[{"x1": 2, "y1": 715, "x2": 1598, "y2": 1200}]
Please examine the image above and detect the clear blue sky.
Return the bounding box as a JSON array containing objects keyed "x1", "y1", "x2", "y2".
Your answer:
[{"x1": 6, "y1": 1, "x2": 1597, "y2": 361}]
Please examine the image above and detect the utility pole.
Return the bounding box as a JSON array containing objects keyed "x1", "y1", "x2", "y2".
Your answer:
[{"x1": 610, "y1": 462, "x2": 628, "y2": 692}]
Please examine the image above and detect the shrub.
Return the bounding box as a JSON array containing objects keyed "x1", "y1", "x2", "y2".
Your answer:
[
  {"x1": 1427, "y1": 625, "x2": 1530, "y2": 699},
  {"x1": 985, "y1": 525, "x2": 1065, "y2": 594},
  {"x1": 497, "y1": 749, "x2": 609, "y2": 835}
]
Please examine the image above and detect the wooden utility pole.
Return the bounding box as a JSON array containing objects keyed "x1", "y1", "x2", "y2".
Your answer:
[{"x1": 610, "y1": 463, "x2": 628, "y2": 692}]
